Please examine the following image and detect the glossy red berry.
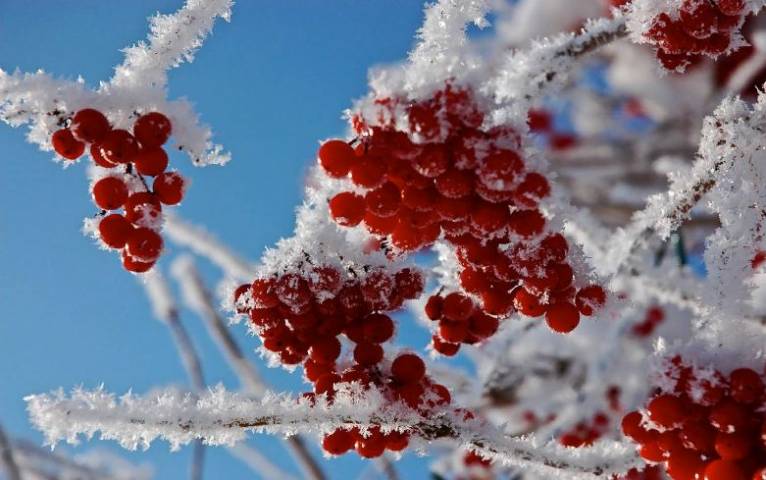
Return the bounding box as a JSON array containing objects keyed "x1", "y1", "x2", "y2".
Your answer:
[
  {"x1": 362, "y1": 313, "x2": 394, "y2": 344},
  {"x1": 391, "y1": 353, "x2": 425, "y2": 384},
  {"x1": 152, "y1": 171, "x2": 186, "y2": 205},
  {"x1": 126, "y1": 227, "x2": 163, "y2": 262},
  {"x1": 545, "y1": 302, "x2": 580, "y2": 333},
  {"x1": 329, "y1": 192, "x2": 366, "y2": 227},
  {"x1": 323, "y1": 429, "x2": 356, "y2": 455},
  {"x1": 98, "y1": 129, "x2": 139, "y2": 164},
  {"x1": 513, "y1": 288, "x2": 546, "y2": 317},
  {"x1": 134, "y1": 147, "x2": 168, "y2": 176},
  {"x1": 52, "y1": 128, "x2": 85, "y2": 160},
  {"x1": 318, "y1": 140, "x2": 356, "y2": 178},
  {"x1": 133, "y1": 112, "x2": 172, "y2": 148},
  {"x1": 121, "y1": 250, "x2": 155, "y2": 273},
  {"x1": 648, "y1": 394, "x2": 687, "y2": 428},
  {"x1": 356, "y1": 428, "x2": 386, "y2": 458},
  {"x1": 714, "y1": 431, "x2": 752, "y2": 460},
  {"x1": 309, "y1": 336, "x2": 341, "y2": 364},
  {"x1": 432, "y1": 335, "x2": 460, "y2": 356},
  {"x1": 98, "y1": 214, "x2": 134, "y2": 249},
  {"x1": 124, "y1": 192, "x2": 162, "y2": 226},
  {"x1": 354, "y1": 342, "x2": 384, "y2": 366},
  {"x1": 92, "y1": 176, "x2": 129, "y2": 210},
  {"x1": 365, "y1": 182, "x2": 400, "y2": 217},
  {"x1": 442, "y1": 292, "x2": 474, "y2": 322},
  {"x1": 90, "y1": 143, "x2": 117, "y2": 168},
  {"x1": 71, "y1": 109, "x2": 110, "y2": 143},
  {"x1": 703, "y1": 459, "x2": 746, "y2": 480}
]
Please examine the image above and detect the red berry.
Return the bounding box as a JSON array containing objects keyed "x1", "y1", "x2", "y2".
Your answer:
[
  {"x1": 365, "y1": 182, "x2": 400, "y2": 217},
  {"x1": 391, "y1": 353, "x2": 425, "y2": 384},
  {"x1": 513, "y1": 288, "x2": 546, "y2": 317},
  {"x1": 121, "y1": 250, "x2": 155, "y2": 273},
  {"x1": 307, "y1": 265, "x2": 342, "y2": 297},
  {"x1": 477, "y1": 149, "x2": 523, "y2": 191},
  {"x1": 152, "y1": 171, "x2": 186, "y2": 205},
  {"x1": 639, "y1": 441, "x2": 665, "y2": 462},
  {"x1": 98, "y1": 129, "x2": 139, "y2": 164},
  {"x1": 425, "y1": 296, "x2": 443, "y2": 320},
  {"x1": 666, "y1": 448, "x2": 706, "y2": 480},
  {"x1": 71, "y1": 109, "x2": 110, "y2": 143},
  {"x1": 251, "y1": 279, "x2": 279, "y2": 309},
  {"x1": 575, "y1": 285, "x2": 606, "y2": 316},
  {"x1": 126, "y1": 227, "x2": 163, "y2": 262},
  {"x1": 710, "y1": 399, "x2": 750, "y2": 432},
  {"x1": 362, "y1": 313, "x2": 394, "y2": 344},
  {"x1": 528, "y1": 109, "x2": 552, "y2": 132},
  {"x1": 439, "y1": 321, "x2": 469, "y2": 343},
  {"x1": 648, "y1": 394, "x2": 687, "y2": 428},
  {"x1": 442, "y1": 292, "x2": 474, "y2": 322},
  {"x1": 385, "y1": 431, "x2": 409, "y2": 451},
  {"x1": 329, "y1": 192, "x2": 366, "y2": 227},
  {"x1": 52, "y1": 128, "x2": 85, "y2": 160},
  {"x1": 680, "y1": 420, "x2": 716, "y2": 453},
  {"x1": 432, "y1": 335, "x2": 460, "y2": 356},
  {"x1": 704, "y1": 459, "x2": 746, "y2": 480},
  {"x1": 350, "y1": 156, "x2": 386, "y2": 188},
  {"x1": 412, "y1": 145, "x2": 449, "y2": 178},
  {"x1": 545, "y1": 302, "x2": 580, "y2": 333},
  {"x1": 468, "y1": 312, "x2": 499, "y2": 339},
  {"x1": 394, "y1": 268, "x2": 424, "y2": 299},
  {"x1": 133, "y1": 112, "x2": 172, "y2": 148},
  {"x1": 322, "y1": 429, "x2": 356, "y2": 455},
  {"x1": 304, "y1": 358, "x2": 334, "y2": 383},
  {"x1": 716, "y1": 0, "x2": 745, "y2": 16},
  {"x1": 714, "y1": 431, "x2": 752, "y2": 460},
  {"x1": 508, "y1": 210, "x2": 545, "y2": 237},
  {"x1": 318, "y1": 140, "x2": 356, "y2": 178},
  {"x1": 134, "y1": 147, "x2": 169, "y2": 176},
  {"x1": 515, "y1": 172, "x2": 550, "y2": 206},
  {"x1": 309, "y1": 336, "x2": 341, "y2": 364},
  {"x1": 275, "y1": 273, "x2": 312, "y2": 308},
  {"x1": 354, "y1": 342, "x2": 384, "y2": 366},
  {"x1": 356, "y1": 428, "x2": 386, "y2": 458},
  {"x1": 470, "y1": 202, "x2": 510, "y2": 235},
  {"x1": 435, "y1": 168, "x2": 474, "y2": 199},
  {"x1": 680, "y1": 0, "x2": 719, "y2": 39},
  {"x1": 92, "y1": 176, "x2": 129, "y2": 210},
  {"x1": 124, "y1": 192, "x2": 162, "y2": 226},
  {"x1": 98, "y1": 214, "x2": 134, "y2": 249},
  {"x1": 729, "y1": 368, "x2": 764, "y2": 404},
  {"x1": 363, "y1": 211, "x2": 398, "y2": 235},
  {"x1": 90, "y1": 143, "x2": 117, "y2": 168}
]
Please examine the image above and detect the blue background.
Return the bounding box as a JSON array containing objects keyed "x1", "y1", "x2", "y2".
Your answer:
[{"x1": 0, "y1": 2, "x2": 444, "y2": 478}]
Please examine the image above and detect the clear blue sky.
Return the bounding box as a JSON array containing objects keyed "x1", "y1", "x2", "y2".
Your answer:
[{"x1": 0, "y1": 2, "x2": 448, "y2": 478}]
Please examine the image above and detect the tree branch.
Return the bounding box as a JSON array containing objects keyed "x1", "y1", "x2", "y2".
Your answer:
[{"x1": 0, "y1": 423, "x2": 21, "y2": 480}]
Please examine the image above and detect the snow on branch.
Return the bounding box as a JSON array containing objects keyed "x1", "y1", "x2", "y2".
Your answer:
[
  {"x1": 27, "y1": 386, "x2": 639, "y2": 479},
  {"x1": 487, "y1": 15, "x2": 628, "y2": 128},
  {"x1": 111, "y1": 0, "x2": 233, "y2": 91},
  {"x1": 0, "y1": 0, "x2": 232, "y2": 166}
]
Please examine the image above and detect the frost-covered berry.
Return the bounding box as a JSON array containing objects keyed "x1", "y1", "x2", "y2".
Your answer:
[{"x1": 153, "y1": 171, "x2": 186, "y2": 205}]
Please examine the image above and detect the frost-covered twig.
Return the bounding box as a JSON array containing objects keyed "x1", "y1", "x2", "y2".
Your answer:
[
  {"x1": 110, "y1": 0, "x2": 233, "y2": 91},
  {"x1": 489, "y1": 15, "x2": 628, "y2": 126},
  {"x1": 169, "y1": 256, "x2": 327, "y2": 480},
  {"x1": 0, "y1": 423, "x2": 21, "y2": 480},
  {"x1": 27, "y1": 386, "x2": 640, "y2": 478},
  {"x1": 164, "y1": 214, "x2": 256, "y2": 282}
]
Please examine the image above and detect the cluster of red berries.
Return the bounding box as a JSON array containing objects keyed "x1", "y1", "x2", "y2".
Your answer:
[
  {"x1": 318, "y1": 352, "x2": 457, "y2": 458},
  {"x1": 456, "y1": 450, "x2": 493, "y2": 480},
  {"x1": 632, "y1": 306, "x2": 665, "y2": 337},
  {"x1": 233, "y1": 263, "x2": 464, "y2": 458},
  {"x1": 560, "y1": 386, "x2": 622, "y2": 448},
  {"x1": 645, "y1": 0, "x2": 747, "y2": 71},
  {"x1": 424, "y1": 291, "x2": 499, "y2": 356},
  {"x1": 621, "y1": 356, "x2": 766, "y2": 480},
  {"x1": 233, "y1": 264, "x2": 423, "y2": 366},
  {"x1": 51, "y1": 109, "x2": 186, "y2": 272},
  {"x1": 318, "y1": 84, "x2": 605, "y2": 338}
]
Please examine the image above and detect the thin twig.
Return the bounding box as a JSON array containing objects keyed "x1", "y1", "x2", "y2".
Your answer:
[{"x1": 0, "y1": 423, "x2": 21, "y2": 480}]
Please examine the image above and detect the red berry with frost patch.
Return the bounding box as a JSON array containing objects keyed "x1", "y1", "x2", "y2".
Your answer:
[
  {"x1": 126, "y1": 227, "x2": 163, "y2": 262},
  {"x1": 365, "y1": 182, "x2": 400, "y2": 217},
  {"x1": 133, "y1": 112, "x2": 172, "y2": 148},
  {"x1": 575, "y1": 285, "x2": 606, "y2": 316},
  {"x1": 121, "y1": 250, "x2": 155, "y2": 273},
  {"x1": 153, "y1": 171, "x2": 186, "y2": 205},
  {"x1": 124, "y1": 192, "x2": 162, "y2": 226}
]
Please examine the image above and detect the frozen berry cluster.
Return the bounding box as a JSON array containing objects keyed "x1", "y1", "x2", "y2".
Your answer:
[
  {"x1": 318, "y1": 84, "x2": 605, "y2": 340},
  {"x1": 621, "y1": 356, "x2": 766, "y2": 480},
  {"x1": 645, "y1": 0, "x2": 748, "y2": 71},
  {"x1": 51, "y1": 109, "x2": 186, "y2": 272}
]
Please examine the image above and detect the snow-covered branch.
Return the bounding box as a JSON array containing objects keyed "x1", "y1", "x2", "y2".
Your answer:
[
  {"x1": 110, "y1": 0, "x2": 233, "y2": 91},
  {"x1": 27, "y1": 386, "x2": 639, "y2": 478}
]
